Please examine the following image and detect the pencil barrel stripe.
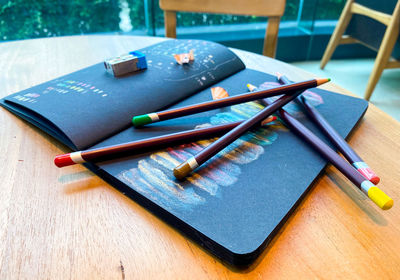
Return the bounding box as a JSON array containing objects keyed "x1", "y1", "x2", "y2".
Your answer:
[
  {"x1": 148, "y1": 113, "x2": 159, "y2": 122},
  {"x1": 352, "y1": 161, "x2": 369, "y2": 169},
  {"x1": 187, "y1": 157, "x2": 199, "y2": 170},
  {"x1": 360, "y1": 180, "x2": 374, "y2": 194},
  {"x1": 70, "y1": 151, "x2": 85, "y2": 164},
  {"x1": 353, "y1": 162, "x2": 380, "y2": 184}
]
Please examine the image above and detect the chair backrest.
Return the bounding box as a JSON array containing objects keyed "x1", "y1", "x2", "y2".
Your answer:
[
  {"x1": 159, "y1": 0, "x2": 286, "y2": 58},
  {"x1": 345, "y1": 0, "x2": 400, "y2": 58}
]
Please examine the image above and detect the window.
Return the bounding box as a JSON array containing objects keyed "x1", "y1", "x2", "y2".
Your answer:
[{"x1": 2, "y1": 0, "x2": 370, "y2": 61}]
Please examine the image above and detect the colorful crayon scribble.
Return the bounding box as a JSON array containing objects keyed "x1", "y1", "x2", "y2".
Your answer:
[
  {"x1": 44, "y1": 79, "x2": 109, "y2": 97},
  {"x1": 12, "y1": 78, "x2": 109, "y2": 104},
  {"x1": 258, "y1": 81, "x2": 324, "y2": 118},
  {"x1": 117, "y1": 81, "x2": 324, "y2": 212}
]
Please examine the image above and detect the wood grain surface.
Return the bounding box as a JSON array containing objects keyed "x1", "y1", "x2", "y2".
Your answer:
[{"x1": 1, "y1": 35, "x2": 400, "y2": 279}]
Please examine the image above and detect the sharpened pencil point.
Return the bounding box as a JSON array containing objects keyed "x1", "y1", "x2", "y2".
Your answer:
[
  {"x1": 316, "y1": 78, "x2": 331, "y2": 86},
  {"x1": 246, "y1": 83, "x2": 257, "y2": 92}
]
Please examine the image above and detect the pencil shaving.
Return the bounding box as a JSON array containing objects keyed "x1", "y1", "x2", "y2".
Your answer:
[
  {"x1": 174, "y1": 49, "x2": 195, "y2": 64},
  {"x1": 261, "y1": 115, "x2": 277, "y2": 125},
  {"x1": 211, "y1": 87, "x2": 229, "y2": 100}
]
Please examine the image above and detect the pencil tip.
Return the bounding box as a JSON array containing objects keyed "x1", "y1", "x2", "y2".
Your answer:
[
  {"x1": 246, "y1": 83, "x2": 257, "y2": 92},
  {"x1": 316, "y1": 78, "x2": 331, "y2": 86}
]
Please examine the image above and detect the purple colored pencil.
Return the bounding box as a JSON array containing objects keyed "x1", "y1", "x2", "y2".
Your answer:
[
  {"x1": 172, "y1": 81, "x2": 328, "y2": 180},
  {"x1": 278, "y1": 74, "x2": 380, "y2": 184},
  {"x1": 246, "y1": 82, "x2": 392, "y2": 210}
]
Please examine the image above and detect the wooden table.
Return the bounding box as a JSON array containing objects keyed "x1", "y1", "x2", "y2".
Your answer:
[{"x1": 1, "y1": 35, "x2": 399, "y2": 279}]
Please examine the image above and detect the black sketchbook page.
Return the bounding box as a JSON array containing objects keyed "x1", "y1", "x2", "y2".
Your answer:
[
  {"x1": 86, "y1": 69, "x2": 368, "y2": 267},
  {"x1": 0, "y1": 39, "x2": 245, "y2": 150}
]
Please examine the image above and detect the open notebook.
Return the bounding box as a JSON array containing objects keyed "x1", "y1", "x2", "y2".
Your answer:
[{"x1": 1, "y1": 39, "x2": 368, "y2": 267}]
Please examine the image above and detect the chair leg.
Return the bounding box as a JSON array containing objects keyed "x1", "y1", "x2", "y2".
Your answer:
[
  {"x1": 364, "y1": 54, "x2": 390, "y2": 101},
  {"x1": 263, "y1": 17, "x2": 280, "y2": 58},
  {"x1": 164, "y1": 11, "x2": 177, "y2": 38},
  {"x1": 364, "y1": 4, "x2": 400, "y2": 100},
  {"x1": 320, "y1": 0, "x2": 354, "y2": 69},
  {"x1": 364, "y1": 41, "x2": 398, "y2": 101}
]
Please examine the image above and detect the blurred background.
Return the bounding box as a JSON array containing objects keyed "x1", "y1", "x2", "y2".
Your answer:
[
  {"x1": 1, "y1": 0, "x2": 374, "y2": 61},
  {"x1": 1, "y1": 0, "x2": 399, "y2": 119}
]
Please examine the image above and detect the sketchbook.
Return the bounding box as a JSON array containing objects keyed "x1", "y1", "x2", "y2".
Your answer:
[{"x1": 0, "y1": 39, "x2": 368, "y2": 267}]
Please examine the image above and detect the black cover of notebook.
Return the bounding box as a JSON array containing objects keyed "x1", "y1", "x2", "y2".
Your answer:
[{"x1": 0, "y1": 39, "x2": 368, "y2": 267}]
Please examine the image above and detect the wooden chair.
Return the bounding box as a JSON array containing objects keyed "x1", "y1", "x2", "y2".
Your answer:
[
  {"x1": 159, "y1": 0, "x2": 286, "y2": 58},
  {"x1": 320, "y1": 0, "x2": 400, "y2": 100}
]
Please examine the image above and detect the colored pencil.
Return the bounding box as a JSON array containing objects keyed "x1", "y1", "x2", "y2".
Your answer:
[
  {"x1": 132, "y1": 78, "x2": 330, "y2": 127},
  {"x1": 173, "y1": 79, "x2": 330, "y2": 180},
  {"x1": 54, "y1": 121, "x2": 244, "y2": 167},
  {"x1": 247, "y1": 83, "x2": 392, "y2": 210},
  {"x1": 278, "y1": 74, "x2": 380, "y2": 184}
]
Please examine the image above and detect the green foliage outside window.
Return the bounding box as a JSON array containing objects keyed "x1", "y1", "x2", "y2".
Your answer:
[
  {"x1": 127, "y1": 0, "x2": 145, "y2": 30},
  {"x1": 315, "y1": 0, "x2": 345, "y2": 20},
  {"x1": 0, "y1": 0, "x2": 346, "y2": 42},
  {"x1": 0, "y1": 0, "x2": 121, "y2": 41}
]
